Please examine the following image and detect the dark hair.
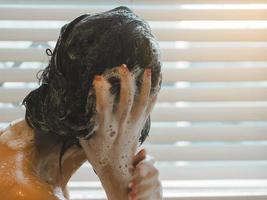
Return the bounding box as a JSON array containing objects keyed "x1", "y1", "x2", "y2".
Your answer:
[{"x1": 22, "y1": 6, "x2": 162, "y2": 163}]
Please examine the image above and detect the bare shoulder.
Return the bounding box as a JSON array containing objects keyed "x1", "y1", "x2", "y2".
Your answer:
[
  {"x1": 0, "y1": 160, "x2": 66, "y2": 200},
  {"x1": 0, "y1": 118, "x2": 34, "y2": 150},
  {"x1": 0, "y1": 119, "x2": 67, "y2": 200},
  {"x1": 0, "y1": 162, "x2": 67, "y2": 200},
  {"x1": 0, "y1": 169, "x2": 67, "y2": 200},
  {"x1": 0, "y1": 184, "x2": 65, "y2": 200}
]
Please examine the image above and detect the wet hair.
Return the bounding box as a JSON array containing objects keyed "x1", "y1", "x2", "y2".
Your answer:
[{"x1": 22, "y1": 6, "x2": 162, "y2": 164}]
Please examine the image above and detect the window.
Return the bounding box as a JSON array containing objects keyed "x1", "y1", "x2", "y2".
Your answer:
[{"x1": 0, "y1": 0, "x2": 267, "y2": 199}]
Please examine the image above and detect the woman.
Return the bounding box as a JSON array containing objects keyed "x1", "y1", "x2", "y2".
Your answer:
[{"x1": 0, "y1": 6, "x2": 162, "y2": 200}]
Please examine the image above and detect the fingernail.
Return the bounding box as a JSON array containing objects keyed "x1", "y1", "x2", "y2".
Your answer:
[
  {"x1": 121, "y1": 64, "x2": 128, "y2": 73},
  {"x1": 141, "y1": 148, "x2": 146, "y2": 157},
  {"x1": 94, "y1": 75, "x2": 102, "y2": 81},
  {"x1": 146, "y1": 68, "x2": 151, "y2": 77}
]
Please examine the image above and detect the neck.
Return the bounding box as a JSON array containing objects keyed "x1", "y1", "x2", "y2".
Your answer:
[
  {"x1": 33, "y1": 141, "x2": 87, "y2": 189},
  {"x1": 11, "y1": 118, "x2": 87, "y2": 189}
]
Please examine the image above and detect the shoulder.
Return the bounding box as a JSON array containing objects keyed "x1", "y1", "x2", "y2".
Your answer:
[
  {"x1": 0, "y1": 118, "x2": 34, "y2": 150},
  {"x1": 0, "y1": 168, "x2": 67, "y2": 200},
  {"x1": 0, "y1": 184, "x2": 66, "y2": 200},
  {"x1": 0, "y1": 170, "x2": 58, "y2": 200}
]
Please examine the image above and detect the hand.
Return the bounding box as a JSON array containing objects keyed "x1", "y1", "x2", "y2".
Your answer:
[
  {"x1": 79, "y1": 64, "x2": 160, "y2": 199},
  {"x1": 128, "y1": 149, "x2": 163, "y2": 200}
]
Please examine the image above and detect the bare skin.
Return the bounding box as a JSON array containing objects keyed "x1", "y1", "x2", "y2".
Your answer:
[
  {"x1": 0, "y1": 118, "x2": 86, "y2": 200},
  {"x1": 0, "y1": 64, "x2": 162, "y2": 200},
  {"x1": 129, "y1": 149, "x2": 162, "y2": 200},
  {"x1": 79, "y1": 64, "x2": 162, "y2": 200}
]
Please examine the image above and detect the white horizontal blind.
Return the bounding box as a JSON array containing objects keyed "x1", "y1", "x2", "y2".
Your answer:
[{"x1": 0, "y1": 0, "x2": 267, "y2": 199}]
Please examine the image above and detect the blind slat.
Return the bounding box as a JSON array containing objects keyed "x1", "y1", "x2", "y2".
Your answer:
[
  {"x1": 163, "y1": 67, "x2": 267, "y2": 82},
  {"x1": 2, "y1": 28, "x2": 267, "y2": 42},
  {"x1": 162, "y1": 48, "x2": 267, "y2": 62},
  {"x1": 151, "y1": 104, "x2": 267, "y2": 121},
  {"x1": 144, "y1": 144, "x2": 267, "y2": 161},
  {"x1": 1, "y1": 47, "x2": 267, "y2": 62},
  {"x1": 1, "y1": 7, "x2": 267, "y2": 20},
  {"x1": 1, "y1": 87, "x2": 267, "y2": 103},
  {"x1": 132, "y1": 0, "x2": 267, "y2": 4},
  {"x1": 149, "y1": 124, "x2": 267, "y2": 142},
  {"x1": 2, "y1": 104, "x2": 267, "y2": 122},
  {"x1": 158, "y1": 87, "x2": 267, "y2": 102},
  {"x1": 69, "y1": 191, "x2": 267, "y2": 200},
  {"x1": 1, "y1": 121, "x2": 266, "y2": 142},
  {"x1": 1, "y1": 67, "x2": 267, "y2": 83},
  {"x1": 70, "y1": 163, "x2": 267, "y2": 181}
]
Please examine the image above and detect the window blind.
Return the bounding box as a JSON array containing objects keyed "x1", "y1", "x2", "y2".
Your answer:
[{"x1": 0, "y1": 1, "x2": 267, "y2": 199}]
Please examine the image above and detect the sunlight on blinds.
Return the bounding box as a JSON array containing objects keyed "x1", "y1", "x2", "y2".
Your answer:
[{"x1": 0, "y1": 1, "x2": 267, "y2": 199}]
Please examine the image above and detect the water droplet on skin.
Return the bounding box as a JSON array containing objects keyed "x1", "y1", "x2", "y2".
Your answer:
[
  {"x1": 119, "y1": 165, "x2": 122, "y2": 168},
  {"x1": 125, "y1": 164, "x2": 128, "y2": 168},
  {"x1": 109, "y1": 125, "x2": 112, "y2": 128},
  {"x1": 18, "y1": 191, "x2": 23, "y2": 196}
]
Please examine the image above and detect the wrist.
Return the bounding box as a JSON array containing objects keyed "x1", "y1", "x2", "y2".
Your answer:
[{"x1": 96, "y1": 164, "x2": 132, "y2": 200}]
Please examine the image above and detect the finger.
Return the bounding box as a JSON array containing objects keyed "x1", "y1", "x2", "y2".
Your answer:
[
  {"x1": 131, "y1": 68, "x2": 151, "y2": 121},
  {"x1": 145, "y1": 71, "x2": 162, "y2": 117},
  {"x1": 132, "y1": 148, "x2": 146, "y2": 167},
  {"x1": 144, "y1": 96, "x2": 157, "y2": 121},
  {"x1": 133, "y1": 181, "x2": 160, "y2": 200},
  {"x1": 130, "y1": 156, "x2": 157, "y2": 185},
  {"x1": 137, "y1": 154, "x2": 155, "y2": 167},
  {"x1": 129, "y1": 176, "x2": 161, "y2": 200},
  {"x1": 93, "y1": 75, "x2": 113, "y2": 125},
  {"x1": 116, "y1": 64, "x2": 135, "y2": 123},
  {"x1": 135, "y1": 182, "x2": 161, "y2": 200},
  {"x1": 130, "y1": 167, "x2": 158, "y2": 188}
]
